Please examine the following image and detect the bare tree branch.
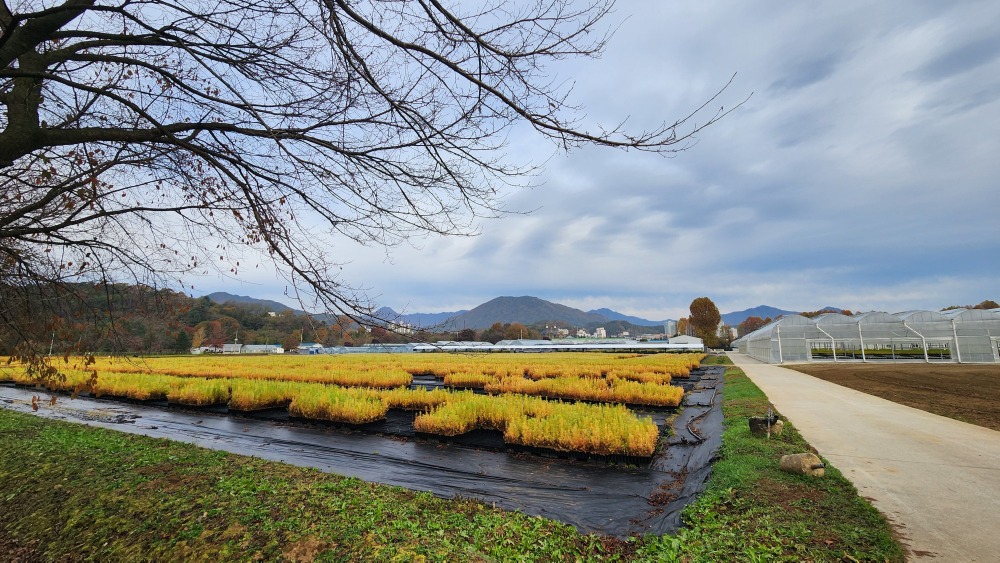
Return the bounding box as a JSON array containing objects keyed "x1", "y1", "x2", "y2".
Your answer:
[{"x1": 0, "y1": 0, "x2": 739, "y2": 361}]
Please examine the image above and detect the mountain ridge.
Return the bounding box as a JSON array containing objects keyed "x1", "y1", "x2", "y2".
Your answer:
[
  {"x1": 447, "y1": 296, "x2": 610, "y2": 330},
  {"x1": 207, "y1": 292, "x2": 837, "y2": 333},
  {"x1": 721, "y1": 305, "x2": 797, "y2": 326},
  {"x1": 586, "y1": 308, "x2": 671, "y2": 327},
  {"x1": 206, "y1": 292, "x2": 299, "y2": 314}
]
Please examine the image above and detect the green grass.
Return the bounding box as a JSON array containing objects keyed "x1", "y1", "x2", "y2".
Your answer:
[
  {"x1": 638, "y1": 355, "x2": 904, "y2": 561},
  {"x1": 0, "y1": 357, "x2": 904, "y2": 561},
  {"x1": 0, "y1": 410, "x2": 605, "y2": 561}
]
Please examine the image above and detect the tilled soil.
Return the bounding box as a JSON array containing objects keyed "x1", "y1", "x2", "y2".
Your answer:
[{"x1": 785, "y1": 363, "x2": 1000, "y2": 431}]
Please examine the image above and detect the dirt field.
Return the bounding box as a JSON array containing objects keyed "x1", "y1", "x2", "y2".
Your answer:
[{"x1": 785, "y1": 363, "x2": 1000, "y2": 432}]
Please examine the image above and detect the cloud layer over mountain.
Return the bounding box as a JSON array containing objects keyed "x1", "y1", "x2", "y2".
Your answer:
[{"x1": 194, "y1": 1, "x2": 999, "y2": 321}]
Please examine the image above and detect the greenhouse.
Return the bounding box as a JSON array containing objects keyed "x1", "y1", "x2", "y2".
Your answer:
[
  {"x1": 740, "y1": 315, "x2": 821, "y2": 363},
  {"x1": 734, "y1": 309, "x2": 1000, "y2": 364}
]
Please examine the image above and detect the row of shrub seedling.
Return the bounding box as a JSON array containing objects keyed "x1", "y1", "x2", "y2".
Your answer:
[
  {"x1": 78, "y1": 352, "x2": 705, "y2": 388},
  {"x1": 1, "y1": 369, "x2": 659, "y2": 457},
  {"x1": 48, "y1": 353, "x2": 697, "y2": 407}
]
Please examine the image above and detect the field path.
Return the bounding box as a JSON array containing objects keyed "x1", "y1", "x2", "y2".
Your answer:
[{"x1": 728, "y1": 353, "x2": 1000, "y2": 562}]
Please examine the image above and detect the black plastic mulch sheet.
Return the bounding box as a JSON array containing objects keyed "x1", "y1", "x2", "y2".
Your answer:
[{"x1": 0, "y1": 366, "x2": 723, "y2": 536}]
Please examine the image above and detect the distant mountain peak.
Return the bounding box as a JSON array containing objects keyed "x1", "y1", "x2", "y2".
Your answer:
[
  {"x1": 586, "y1": 308, "x2": 671, "y2": 327},
  {"x1": 721, "y1": 305, "x2": 797, "y2": 326},
  {"x1": 206, "y1": 291, "x2": 296, "y2": 313}
]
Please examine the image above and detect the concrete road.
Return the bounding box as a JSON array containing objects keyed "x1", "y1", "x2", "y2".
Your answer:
[{"x1": 727, "y1": 353, "x2": 1000, "y2": 562}]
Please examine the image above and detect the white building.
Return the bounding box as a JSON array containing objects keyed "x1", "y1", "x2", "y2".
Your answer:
[
  {"x1": 242, "y1": 344, "x2": 284, "y2": 354},
  {"x1": 594, "y1": 327, "x2": 607, "y2": 338},
  {"x1": 669, "y1": 335, "x2": 704, "y2": 348}
]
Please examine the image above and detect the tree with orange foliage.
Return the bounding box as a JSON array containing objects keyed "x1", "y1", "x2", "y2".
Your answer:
[
  {"x1": 737, "y1": 316, "x2": 767, "y2": 337},
  {"x1": 688, "y1": 297, "x2": 721, "y2": 347},
  {"x1": 676, "y1": 318, "x2": 690, "y2": 337}
]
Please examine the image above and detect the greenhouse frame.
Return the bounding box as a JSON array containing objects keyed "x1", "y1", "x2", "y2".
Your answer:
[{"x1": 733, "y1": 309, "x2": 1000, "y2": 364}]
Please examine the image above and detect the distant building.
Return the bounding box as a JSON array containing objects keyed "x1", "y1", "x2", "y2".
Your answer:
[
  {"x1": 668, "y1": 334, "x2": 704, "y2": 348},
  {"x1": 575, "y1": 329, "x2": 589, "y2": 338},
  {"x1": 594, "y1": 327, "x2": 607, "y2": 338},
  {"x1": 296, "y1": 342, "x2": 324, "y2": 354},
  {"x1": 222, "y1": 343, "x2": 244, "y2": 354},
  {"x1": 191, "y1": 346, "x2": 222, "y2": 354},
  {"x1": 242, "y1": 344, "x2": 284, "y2": 354},
  {"x1": 664, "y1": 320, "x2": 677, "y2": 336}
]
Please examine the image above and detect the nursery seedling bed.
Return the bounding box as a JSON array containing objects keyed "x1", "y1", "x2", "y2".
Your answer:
[
  {"x1": 511, "y1": 394, "x2": 681, "y2": 411},
  {"x1": 18, "y1": 381, "x2": 663, "y2": 460},
  {"x1": 1, "y1": 367, "x2": 724, "y2": 537}
]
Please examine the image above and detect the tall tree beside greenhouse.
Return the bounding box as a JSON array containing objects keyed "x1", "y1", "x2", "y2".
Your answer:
[
  {"x1": 0, "y1": 0, "x2": 738, "y2": 375},
  {"x1": 688, "y1": 297, "x2": 721, "y2": 347}
]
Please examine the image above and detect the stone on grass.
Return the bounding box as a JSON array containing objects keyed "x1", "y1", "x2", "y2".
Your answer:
[{"x1": 780, "y1": 453, "x2": 825, "y2": 477}]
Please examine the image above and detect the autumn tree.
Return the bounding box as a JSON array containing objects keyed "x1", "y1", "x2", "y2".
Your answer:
[
  {"x1": 0, "y1": 0, "x2": 737, "y2": 372},
  {"x1": 281, "y1": 330, "x2": 303, "y2": 352},
  {"x1": 799, "y1": 308, "x2": 844, "y2": 319},
  {"x1": 503, "y1": 322, "x2": 534, "y2": 340},
  {"x1": 737, "y1": 315, "x2": 767, "y2": 337},
  {"x1": 191, "y1": 320, "x2": 223, "y2": 348},
  {"x1": 676, "y1": 317, "x2": 689, "y2": 337},
  {"x1": 481, "y1": 322, "x2": 506, "y2": 344},
  {"x1": 171, "y1": 329, "x2": 192, "y2": 353},
  {"x1": 717, "y1": 324, "x2": 735, "y2": 348},
  {"x1": 688, "y1": 297, "x2": 721, "y2": 347}
]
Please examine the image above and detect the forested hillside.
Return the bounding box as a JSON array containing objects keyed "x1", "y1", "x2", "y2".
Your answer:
[{"x1": 0, "y1": 284, "x2": 378, "y2": 356}]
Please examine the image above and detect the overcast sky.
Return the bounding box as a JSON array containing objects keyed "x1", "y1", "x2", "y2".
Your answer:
[{"x1": 194, "y1": 0, "x2": 1000, "y2": 321}]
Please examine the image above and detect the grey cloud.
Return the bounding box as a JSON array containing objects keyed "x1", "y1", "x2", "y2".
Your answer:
[
  {"x1": 912, "y1": 34, "x2": 1000, "y2": 82},
  {"x1": 769, "y1": 53, "x2": 843, "y2": 93}
]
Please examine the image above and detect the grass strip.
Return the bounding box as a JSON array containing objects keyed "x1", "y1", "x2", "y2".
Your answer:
[{"x1": 634, "y1": 355, "x2": 904, "y2": 561}]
